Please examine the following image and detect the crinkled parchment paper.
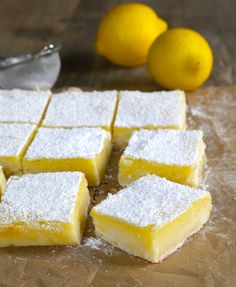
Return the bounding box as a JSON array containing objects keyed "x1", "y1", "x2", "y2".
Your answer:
[{"x1": 0, "y1": 85, "x2": 235, "y2": 287}]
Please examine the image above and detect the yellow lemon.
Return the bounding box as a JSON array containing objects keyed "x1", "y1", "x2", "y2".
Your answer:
[
  {"x1": 147, "y1": 28, "x2": 213, "y2": 91},
  {"x1": 96, "y1": 3, "x2": 167, "y2": 67}
]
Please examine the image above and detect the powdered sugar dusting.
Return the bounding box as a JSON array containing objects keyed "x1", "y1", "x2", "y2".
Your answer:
[
  {"x1": 83, "y1": 237, "x2": 104, "y2": 250},
  {"x1": 25, "y1": 127, "x2": 110, "y2": 159},
  {"x1": 123, "y1": 129, "x2": 203, "y2": 166},
  {"x1": 0, "y1": 89, "x2": 50, "y2": 124},
  {"x1": 0, "y1": 123, "x2": 36, "y2": 156},
  {"x1": 42, "y1": 90, "x2": 117, "y2": 128},
  {"x1": 93, "y1": 175, "x2": 210, "y2": 228},
  {"x1": 114, "y1": 90, "x2": 186, "y2": 128},
  {"x1": 0, "y1": 172, "x2": 84, "y2": 224},
  {"x1": 82, "y1": 237, "x2": 114, "y2": 255}
]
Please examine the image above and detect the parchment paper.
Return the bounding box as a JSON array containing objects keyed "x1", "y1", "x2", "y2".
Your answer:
[{"x1": 0, "y1": 85, "x2": 235, "y2": 287}]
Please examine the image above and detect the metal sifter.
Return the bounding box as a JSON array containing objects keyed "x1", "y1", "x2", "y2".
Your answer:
[{"x1": 0, "y1": 44, "x2": 61, "y2": 90}]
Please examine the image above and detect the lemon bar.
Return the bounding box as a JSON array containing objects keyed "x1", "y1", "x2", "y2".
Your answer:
[
  {"x1": 91, "y1": 175, "x2": 212, "y2": 263},
  {"x1": 118, "y1": 129, "x2": 205, "y2": 188},
  {"x1": 23, "y1": 127, "x2": 111, "y2": 186},
  {"x1": 42, "y1": 90, "x2": 118, "y2": 132},
  {"x1": 0, "y1": 123, "x2": 37, "y2": 176},
  {"x1": 0, "y1": 89, "x2": 51, "y2": 125},
  {"x1": 113, "y1": 90, "x2": 186, "y2": 146},
  {"x1": 0, "y1": 172, "x2": 90, "y2": 247},
  {"x1": 0, "y1": 166, "x2": 6, "y2": 195}
]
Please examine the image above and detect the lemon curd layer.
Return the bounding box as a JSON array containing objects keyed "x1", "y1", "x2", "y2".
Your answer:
[
  {"x1": 113, "y1": 90, "x2": 186, "y2": 146},
  {"x1": 42, "y1": 90, "x2": 118, "y2": 132},
  {"x1": 23, "y1": 127, "x2": 112, "y2": 186},
  {"x1": 0, "y1": 123, "x2": 37, "y2": 176},
  {"x1": 0, "y1": 172, "x2": 90, "y2": 247},
  {"x1": 0, "y1": 166, "x2": 6, "y2": 195},
  {"x1": 91, "y1": 175, "x2": 212, "y2": 263},
  {"x1": 0, "y1": 89, "x2": 51, "y2": 125},
  {"x1": 118, "y1": 129, "x2": 205, "y2": 188}
]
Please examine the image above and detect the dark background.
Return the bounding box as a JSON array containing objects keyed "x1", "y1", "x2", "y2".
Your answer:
[{"x1": 0, "y1": 0, "x2": 235, "y2": 90}]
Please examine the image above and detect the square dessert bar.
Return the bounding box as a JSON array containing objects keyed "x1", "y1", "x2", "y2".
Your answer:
[
  {"x1": 0, "y1": 123, "x2": 37, "y2": 176},
  {"x1": 91, "y1": 175, "x2": 212, "y2": 263},
  {"x1": 42, "y1": 90, "x2": 118, "y2": 132},
  {"x1": 0, "y1": 166, "x2": 6, "y2": 195},
  {"x1": 113, "y1": 90, "x2": 186, "y2": 146},
  {"x1": 118, "y1": 129, "x2": 206, "y2": 188},
  {"x1": 0, "y1": 172, "x2": 90, "y2": 247},
  {"x1": 23, "y1": 127, "x2": 112, "y2": 186},
  {"x1": 0, "y1": 89, "x2": 51, "y2": 125}
]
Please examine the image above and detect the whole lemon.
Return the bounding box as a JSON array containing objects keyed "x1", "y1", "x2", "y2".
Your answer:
[
  {"x1": 96, "y1": 3, "x2": 167, "y2": 67},
  {"x1": 147, "y1": 28, "x2": 213, "y2": 91}
]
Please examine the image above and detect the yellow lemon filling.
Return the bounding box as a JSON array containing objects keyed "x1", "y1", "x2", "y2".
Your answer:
[
  {"x1": 0, "y1": 172, "x2": 90, "y2": 247},
  {"x1": 0, "y1": 123, "x2": 37, "y2": 177},
  {"x1": 91, "y1": 175, "x2": 212, "y2": 263},
  {"x1": 118, "y1": 129, "x2": 205, "y2": 188},
  {"x1": 113, "y1": 90, "x2": 186, "y2": 147},
  {"x1": 92, "y1": 195, "x2": 211, "y2": 263},
  {"x1": 0, "y1": 167, "x2": 6, "y2": 196},
  {"x1": 23, "y1": 127, "x2": 112, "y2": 186}
]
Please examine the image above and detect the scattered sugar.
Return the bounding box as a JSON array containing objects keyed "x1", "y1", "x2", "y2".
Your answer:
[
  {"x1": 42, "y1": 90, "x2": 118, "y2": 128},
  {"x1": 82, "y1": 237, "x2": 114, "y2": 255},
  {"x1": 25, "y1": 127, "x2": 110, "y2": 159},
  {"x1": 114, "y1": 90, "x2": 186, "y2": 128},
  {"x1": 123, "y1": 129, "x2": 203, "y2": 166},
  {"x1": 0, "y1": 89, "x2": 50, "y2": 124},
  {"x1": 83, "y1": 237, "x2": 105, "y2": 250},
  {"x1": 0, "y1": 172, "x2": 84, "y2": 224},
  {"x1": 93, "y1": 175, "x2": 210, "y2": 228},
  {"x1": 0, "y1": 123, "x2": 36, "y2": 156}
]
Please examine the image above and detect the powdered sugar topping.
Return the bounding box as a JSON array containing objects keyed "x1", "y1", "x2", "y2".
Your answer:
[
  {"x1": 0, "y1": 172, "x2": 84, "y2": 224},
  {"x1": 114, "y1": 90, "x2": 186, "y2": 128},
  {"x1": 123, "y1": 129, "x2": 203, "y2": 166},
  {"x1": 93, "y1": 175, "x2": 210, "y2": 228},
  {"x1": 25, "y1": 127, "x2": 110, "y2": 159},
  {"x1": 0, "y1": 123, "x2": 36, "y2": 156},
  {"x1": 0, "y1": 89, "x2": 50, "y2": 124},
  {"x1": 42, "y1": 90, "x2": 117, "y2": 128}
]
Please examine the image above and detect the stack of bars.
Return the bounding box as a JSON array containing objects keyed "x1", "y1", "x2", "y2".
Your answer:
[{"x1": 0, "y1": 88, "x2": 212, "y2": 263}]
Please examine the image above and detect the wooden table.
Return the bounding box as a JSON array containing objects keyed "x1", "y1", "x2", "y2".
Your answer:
[{"x1": 0, "y1": 0, "x2": 235, "y2": 90}]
